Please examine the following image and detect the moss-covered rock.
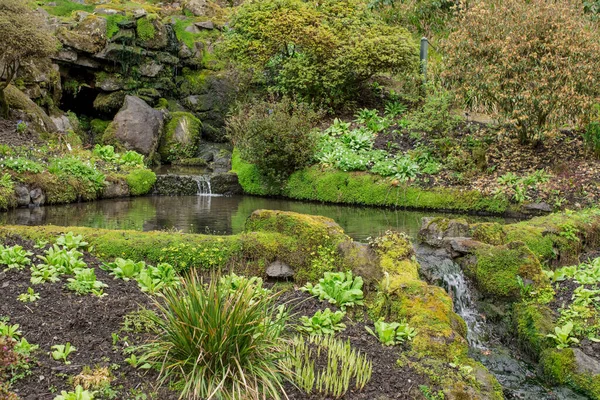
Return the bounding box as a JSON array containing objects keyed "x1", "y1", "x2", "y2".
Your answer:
[
  {"x1": 126, "y1": 169, "x2": 156, "y2": 196},
  {"x1": 56, "y1": 15, "x2": 107, "y2": 54},
  {"x1": 471, "y1": 222, "x2": 506, "y2": 245},
  {"x1": 158, "y1": 112, "x2": 202, "y2": 162},
  {"x1": 512, "y1": 302, "x2": 555, "y2": 356},
  {"x1": 467, "y1": 242, "x2": 547, "y2": 299},
  {"x1": 93, "y1": 91, "x2": 126, "y2": 115},
  {"x1": 5, "y1": 85, "x2": 57, "y2": 133},
  {"x1": 540, "y1": 348, "x2": 600, "y2": 399}
]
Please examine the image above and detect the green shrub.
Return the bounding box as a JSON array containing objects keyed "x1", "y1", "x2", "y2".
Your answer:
[
  {"x1": 584, "y1": 104, "x2": 600, "y2": 158},
  {"x1": 1, "y1": 157, "x2": 44, "y2": 174},
  {"x1": 48, "y1": 157, "x2": 105, "y2": 192},
  {"x1": 135, "y1": 271, "x2": 290, "y2": 400},
  {"x1": 225, "y1": 0, "x2": 418, "y2": 107},
  {"x1": 119, "y1": 151, "x2": 145, "y2": 167},
  {"x1": 443, "y1": 0, "x2": 600, "y2": 144},
  {"x1": 227, "y1": 97, "x2": 321, "y2": 182},
  {"x1": 126, "y1": 169, "x2": 156, "y2": 195}
]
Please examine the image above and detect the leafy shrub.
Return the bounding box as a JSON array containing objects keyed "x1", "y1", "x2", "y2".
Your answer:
[
  {"x1": 227, "y1": 97, "x2": 321, "y2": 182},
  {"x1": 136, "y1": 263, "x2": 179, "y2": 295},
  {"x1": 0, "y1": 245, "x2": 32, "y2": 271},
  {"x1": 302, "y1": 271, "x2": 364, "y2": 310},
  {"x1": 225, "y1": 0, "x2": 418, "y2": 107},
  {"x1": 283, "y1": 335, "x2": 372, "y2": 397},
  {"x1": 135, "y1": 271, "x2": 290, "y2": 399},
  {"x1": 406, "y1": 85, "x2": 462, "y2": 135},
  {"x1": 584, "y1": 104, "x2": 600, "y2": 158},
  {"x1": 92, "y1": 145, "x2": 119, "y2": 163},
  {"x1": 53, "y1": 385, "x2": 95, "y2": 400},
  {"x1": 443, "y1": 0, "x2": 600, "y2": 143},
  {"x1": 56, "y1": 232, "x2": 88, "y2": 250},
  {"x1": 36, "y1": 245, "x2": 87, "y2": 275},
  {"x1": 1, "y1": 157, "x2": 43, "y2": 174},
  {"x1": 299, "y1": 308, "x2": 346, "y2": 335},
  {"x1": 126, "y1": 169, "x2": 156, "y2": 195},
  {"x1": 219, "y1": 272, "x2": 270, "y2": 298}
]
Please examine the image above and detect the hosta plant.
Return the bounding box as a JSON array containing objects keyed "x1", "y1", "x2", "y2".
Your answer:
[
  {"x1": 56, "y1": 232, "x2": 88, "y2": 250},
  {"x1": 30, "y1": 264, "x2": 60, "y2": 284},
  {"x1": 134, "y1": 271, "x2": 290, "y2": 400},
  {"x1": 0, "y1": 245, "x2": 33, "y2": 271},
  {"x1": 219, "y1": 272, "x2": 270, "y2": 298},
  {"x1": 302, "y1": 271, "x2": 364, "y2": 310},
  {"x1": 299, "y1": 309, "x2": 346, "y2": 335},
  {"x1": 136, "y1": 263, "x2": 179, "y2": 295},
  {"x1": 66, "y1": 268, "x2": 107, "y2": 296},
  {"x1": 547, "y1": 321, "x2": 580, "y2": 349},
  {"x1": 101, "y1": 258, "x2": 146, "y2": 281},
  {"x1": 37, "y1": 245, "x2": 86, "y2": 275},
  {"x1": 366, "y1": 319, "x2": 417, "y2": 346}
]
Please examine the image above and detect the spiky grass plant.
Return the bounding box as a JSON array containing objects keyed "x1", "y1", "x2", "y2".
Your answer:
[{"x1": 136, "y1": 271, "x2": 291, "y2": 400}]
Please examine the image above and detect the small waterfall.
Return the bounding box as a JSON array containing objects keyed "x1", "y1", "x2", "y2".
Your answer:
[
  {"x1": 192, "y1": 175, "x2": 212, "y2": 195},
  {"x1": 415, "y1": 245, "x2": 487, "y2": 349}
]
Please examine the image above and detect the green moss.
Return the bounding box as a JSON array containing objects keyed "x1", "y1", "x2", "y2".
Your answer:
[
  {"x1": 155, "y1": 98, "x2": 169, "y2": 110},
  {"x1": 41, "y1": 0, "x2": 94, "y2": 17},
  {"x1": 158, "y1": 112, "x2": 202, "y2": 162},
  {"x1": 513, "y1": 302, "x2": 555, "y2": 356},
  {"x1": 0, "y1": 186, "x2": 16, "y2": 211},
  {"x1": 90, "y1": 119, "x2": 110, "y2": 137},
  {"x1": 105, "y1": 14, "x2": 128, "y2": 38},
  {"x1": 126, "y1": 169, "x2": 156, "y2": 195},
  {"x1": 93, "y1": 91, "x2": 125, "y2": 114},
  {"x1": 173, "y1": 19, "x2": 198, "y2": 49},
  {"x1": 232, "y1": 149, "x2": 512, "y2": 214},
  {"x1": 540, "y1": 348, "x2": 576, "y2": 385},
  {"x1": 471, "y1": 222, "x2": 506, "y2": 245},
  {"x1": 179, "y1": 68, "x2": 211, "y2": 96},
  {"x1": 136, "y1": 16, "x2": 156, "y2": 41},
  {"x1": 173, "y1": 158, "x2": 207, "y2": 167}
]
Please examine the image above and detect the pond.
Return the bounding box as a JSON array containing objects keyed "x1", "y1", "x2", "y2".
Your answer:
[{"x1": 0, "y1": 195, "x2": 507, "y2": 241}]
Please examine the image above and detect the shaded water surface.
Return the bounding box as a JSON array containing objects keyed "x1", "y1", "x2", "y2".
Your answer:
[{"x1": 0, "y1": 195, "x2": 505, "y2": 241}]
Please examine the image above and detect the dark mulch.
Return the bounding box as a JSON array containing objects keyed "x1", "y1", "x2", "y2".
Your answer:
[
  {"x1": 279, "y1": 289, "x2": 429, "y2": 400},
  {"x1": 0, "y1": 119, "x2": 42, "y2": 148},
  {"x1": 0, "y1": 236, "x2": 176, "y2": 400}
]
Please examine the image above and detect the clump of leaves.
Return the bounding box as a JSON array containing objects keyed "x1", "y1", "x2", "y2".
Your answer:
[
  {"x1": 53, "y1": 385, "x2": 95, "y2": 400},
  {"x1": 365, "y1": 319, "x2": 417, "y2": 346},
  {"x1": 30, "y1": 264, "x2": 60, "y2": 285},
  {"x1": 299, "y1": 308, "x2": 346, "y2": 335},
  {"x1": 36, "y1": 245, "x2": 87, "y2": 275},
  {"x1": 56, "y1": 232, "x2": 88, "y2": 250},
  {"x1": 17, "y1": 287, "x2": 40, "y2": 303},
  {"x1": 283, "y1": 335, "x2": 372, "y2": 398},
  {"x1": 136, "y1": 263, "x2": 179, "y2": 295},
  {"x1": 51, "y1": 343, "x2": 77, "y2": 364},
  {"x1": 101, "y1": 258, "x2": 146, "y2": 281},
  {"x1": 66, "y1": 268, "x2": 107, "y2": 296},
  {"x1": 219, "y1": 272, "x2": 270, "y2": 298},
  {"x1": 0, "y1": 245, "x2": 33, "y2": 271},
  {"x1": 547, "y1": 321, "x2": 580, "y2": 349},
  {"x1": 133, "y1": 271, "x2": 290, "y2": 399},
  {"x1": 302, "y1": 271, "x2": 364, "y2": 310}
]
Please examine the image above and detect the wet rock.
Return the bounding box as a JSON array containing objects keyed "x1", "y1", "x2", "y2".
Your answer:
[
  {"x1": 95, "y1": 73, "x2": 124, "y2": 92},
  {"x1": 139, "y1": 61, "x2": 164, "y2": 77},
  {"x1": 137, "y1": 19, "x2": 169, "y2": 50},
  {"x1": 103, "y1": 96, "x2": 164, "y2": 157},
  {"x1": 15, "y1": 185, "x2": 30, "y2": 207},
  {"x1": 102, "y1": 179, "x2": 130, "y2": 199},
  {"x1": 132, "y1": 8, "x2": 147, "y2": 18},
  {"x1": 110, "y1": 29, "x2": 135, "y2": 44},
  {"x1": 93, "y1": 91, "x2": 126, "y2": 115},
  {"x1": 210, "y1": 172, "x2": 243, "y2": 195},
  {"x1": 266, "y1": 261, "x2": 294, "y2": 279},
  {"x1": 56, "y1": 16, "x2": 107, "y2": 54},
  {"x1": 54, "y1": 49, "x2": 78, "y2": 62},
  {"x1": 573, "y1": 348, "x2": 600, "y2": 375},
  {"x1": 195, "y1": 20, "x2": 215, "y2": 30},
  {"x1": 210, "y1": 151, "x2": 231, "y2": 173},
  {"x1": 153, "y1": 175, "x2": 199, "y2": 196},
  {"x1": 443, "y1": 237, "x2": 484, "y2": 257},
  {"x1": 184, "y1": 94, "x2": 214, "y2": 112},
  {"x1": 522, "y1": 202, "x2": 553, "y2": 215},
  {"x1": 419, "y1": 217, "x2": 471, "y2": 248},
  {"x1": 29, "y1": 188, "x2": 45, "y2": 206},
  {"x1": 95, "y1": 44, "x2": 147, "y2": 64}
]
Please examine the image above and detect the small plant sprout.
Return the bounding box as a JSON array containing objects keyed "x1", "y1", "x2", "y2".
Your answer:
[
  {"x1": 0, "y1": 322, "x2": 21, "y2": 339},
  {"x1": 547, "y1": 321, "x2": 580, "y2": 349},
  {"x1": 53, "y1": 385, "x2": 95, "y2": 400},
  {"x1": 0, "y1": 244, "x2": 33, "y2": 271},
  {"x1": 51, "y1": 342, "x2": 77, "y2": 364},
  {"x1": 17, "y1": 287, "x2": 40, "y2": 303}
]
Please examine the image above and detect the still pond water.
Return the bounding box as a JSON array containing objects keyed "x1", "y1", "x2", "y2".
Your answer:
[{"x1": 0, "y1": 195, "x2": 506, "y2": 241}]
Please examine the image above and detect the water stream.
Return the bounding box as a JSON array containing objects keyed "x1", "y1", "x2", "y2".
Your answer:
[{"x1": 416, "y1": 245, "x2": 587, "y2": 400}]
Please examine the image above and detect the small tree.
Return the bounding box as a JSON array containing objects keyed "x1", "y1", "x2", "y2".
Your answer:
[
  {"x1": 0, "y1": 0, "x2": 56, "y2": 118},
  {"x1": 224, "y1": 0, "x2": 418, "y2": 109},
  {"x1": 443, "y1": 0, "x2": 600, "y2": 144},
  {"x1": 227, "y1": 97, "x2": 322, "y2": 183}
]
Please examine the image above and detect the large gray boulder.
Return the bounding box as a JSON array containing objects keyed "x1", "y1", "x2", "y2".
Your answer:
[{"x1": 103, "y1": 96, "x2": 164, "y2": 157}]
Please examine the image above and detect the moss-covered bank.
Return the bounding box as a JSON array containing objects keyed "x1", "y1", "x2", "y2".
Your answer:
[
  {"x1": 0, "y1": 210, "x2": 502, "y2": 398},
  {"x1": 232, "y1": 149, "x2": 514, "y2": 215}
]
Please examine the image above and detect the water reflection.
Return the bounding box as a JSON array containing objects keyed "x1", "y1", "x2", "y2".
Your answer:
[{"x1": 0, "y1": 195, "x2": 508, "y2": 241}]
